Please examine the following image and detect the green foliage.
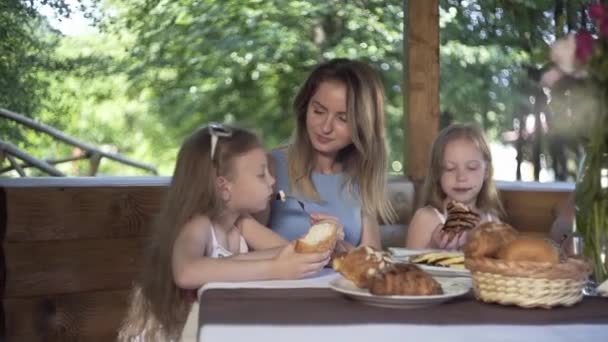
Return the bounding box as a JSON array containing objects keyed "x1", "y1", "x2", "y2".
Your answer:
[
  {"x1": 0, "y1": 0, "x2": 105, "y2": 174},
  {"x1": 36, "y1": 33, "x2": 176, "y2": 175},
  {"x1": 0, "y1": 0, "x2": 592, "y2": 178},
  {"x1": 0, "y1": 2, "x2": 50, "y2": 122},
  {"x1": 97, "y1": 0, "x2": 405, "y2": 172},
  {"x1": 115, "y1": 0, "x2": 404, "y2": 143},
  {"x1": 438, "y1": 0, "x2": 587, "y2": 138}
]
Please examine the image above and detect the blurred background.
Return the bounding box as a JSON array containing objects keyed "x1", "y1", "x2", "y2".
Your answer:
[{"x1": 0, "y1": 0, "x2": 592, "y2": 180}]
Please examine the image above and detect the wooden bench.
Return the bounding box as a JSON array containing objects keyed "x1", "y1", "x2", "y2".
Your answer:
[{"x1": 0, "y1": 177, "x2": 572, "y2": 341}]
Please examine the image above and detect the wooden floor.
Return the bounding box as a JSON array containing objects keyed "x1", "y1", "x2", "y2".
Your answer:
[{"x1": 0, "y1": 176, "x2": 573, "y2": 341}]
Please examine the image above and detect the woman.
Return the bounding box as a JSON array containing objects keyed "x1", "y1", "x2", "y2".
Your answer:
[{"x1": 241, "y1": 58, "x2": 396, "y2": 249}]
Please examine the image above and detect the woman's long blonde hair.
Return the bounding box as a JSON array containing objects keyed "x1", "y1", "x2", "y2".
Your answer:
[
  {"x1": 119, "y1": 125, "x2": 262, "y2": 341},
  {"x1": 287, "y1": 58, "x2": 396, "y2": 223},
  {"x1": 421, "y1": 123, "x2": 505, "y2": 218}
]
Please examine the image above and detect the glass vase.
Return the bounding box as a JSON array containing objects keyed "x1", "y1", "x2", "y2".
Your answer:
[{"x1": 575, "y1": 150, "x2": 608, "y2": 284}]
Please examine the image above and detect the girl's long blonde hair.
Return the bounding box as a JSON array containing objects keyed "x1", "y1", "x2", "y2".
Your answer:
[
  {"x1": 287, "y1": 58, "x2": 396, "y2": 223},
  {"x1": 421, "y1": 123, "x2": 505, "y2": 218},
  {"x1": 119, "y1": 125, "x2": 262, "y2": 341}
]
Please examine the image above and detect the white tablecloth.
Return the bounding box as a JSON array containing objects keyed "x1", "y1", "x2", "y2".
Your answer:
[
  {"x1": 195, "y1": 269, "x2": 608, "y2": 342},
  {"x1": 181, "y1": 269, "x2": 338, "y2": 341},
  {"x1": 200, "y1": 324, "x2": 607, "y2": 342},
  {"x1": 197, "y1": 267, "x2": 338, "y2": 298}
]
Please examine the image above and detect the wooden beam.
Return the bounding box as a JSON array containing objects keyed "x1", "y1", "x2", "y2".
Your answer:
[
  {"x1": 405, "y1": 0, "x2": 439, "y2": 182},
  {"x1": 88, "y1": 153, "x2": 101, "y2": 176}
]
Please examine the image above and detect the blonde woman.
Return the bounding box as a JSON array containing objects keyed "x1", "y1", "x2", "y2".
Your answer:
[{"x1": 241, "y1": 58, "x2": 396, "y2": 249}]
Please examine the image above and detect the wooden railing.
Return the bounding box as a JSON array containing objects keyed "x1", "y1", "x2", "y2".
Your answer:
[
  {"x1": 0, "y1": 176, "x2": 573, "y2": 341},
  {"x1": 0, "y1": 108, "x2": 158, "y2": 177}
]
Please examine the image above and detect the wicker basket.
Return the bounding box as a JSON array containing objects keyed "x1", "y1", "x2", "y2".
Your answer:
[{"x1": 465, "y1": 257, "x2": 591, "y2": 308}]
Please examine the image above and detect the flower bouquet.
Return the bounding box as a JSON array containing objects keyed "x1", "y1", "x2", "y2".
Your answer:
[{"x1": 541, "y1": 2, "x2": 608, "y2": 285}]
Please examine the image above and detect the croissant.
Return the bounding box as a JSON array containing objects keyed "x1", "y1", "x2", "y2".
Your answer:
[
  {"x1": 441, "y1": 201, "x2": 481, "y2": 244},
  {"x1": 332, "y1": 246, "x2": 392, "y2": 288},
  {"x1": 367, "y1": 264, "x2": 443, "y2": 296}
]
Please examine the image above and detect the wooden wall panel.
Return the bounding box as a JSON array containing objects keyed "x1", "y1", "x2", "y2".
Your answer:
[
  {"x1": 386, "y1": 176, "x2": 415, "y2": 224},
  {"x1": 4, "y1": 290, "x2": 129, "y2": 342},
  {"x1": 5, "y1": 187, "x2": 164, "y2": 242},
  {"x1": 1, "y1": 187, "x2": 6, "y2": 338},
  {"x1": 500, "y1": 189, "x2": 571, "y2": 233},
  {"x1": 2, "y1": 181, "x2": 573, "y2": 243},
  {"x1": 5, "y1": 238, "x2": 145, "y2": 298}
]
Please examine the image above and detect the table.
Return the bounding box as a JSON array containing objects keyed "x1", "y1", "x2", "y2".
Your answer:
[{"x1": 197, "y1": 271, "x2": 608, "y2": 342}]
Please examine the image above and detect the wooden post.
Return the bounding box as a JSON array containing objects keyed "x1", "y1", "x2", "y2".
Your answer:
[
  {"x1": 1, "y1": 187, "x2": 6, "y2": 339},
  {"x1": 404, "y1": 0, "x2": 439, "y2": 184},
  {"x1": 88, "y1": 153, "x2": 101, "y2": 176},
  {"x1": 6, "y1": 156, "x2": 25, "y2": 177}
]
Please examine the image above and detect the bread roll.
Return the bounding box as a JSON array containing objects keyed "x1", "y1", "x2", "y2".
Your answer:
[
  {"x1": 497, "y1": 238, "x2": 560, "y2": 264},
  {"x1": 463, "y1": 222, "x2": 518, "y2": 258},
  {"x1": 294, "y1": 222, "x2": 338, "y2": 253}
]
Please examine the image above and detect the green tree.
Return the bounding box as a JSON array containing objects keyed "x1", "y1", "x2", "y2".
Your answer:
[
  {"x1": 110, "y1": 0, "x2": 405, "y2": 163},
  {"x1": 2, "y1": 0, "x2": 589, "y2": 178}
]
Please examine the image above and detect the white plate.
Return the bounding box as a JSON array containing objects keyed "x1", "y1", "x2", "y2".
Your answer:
[
  {"x1": 388, "y1": 248, "x2": 471, "y2": 278},
  {"x1": 329, "y1": 276, "x2": 471, "y2": 309},
  {"x1": 413, "y1": 264, "x2": 470, "y2": 277},
  {"x1": 388, "y1": 247, "x2": 442, "y2": 258}
]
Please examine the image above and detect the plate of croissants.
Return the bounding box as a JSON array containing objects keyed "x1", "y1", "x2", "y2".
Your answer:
[{"x1": 330, "y1": 246, "x2": 471, "y2": 308}]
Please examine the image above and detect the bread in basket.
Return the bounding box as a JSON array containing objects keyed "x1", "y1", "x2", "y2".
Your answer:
[{"x1": 464, "y1": 222, "x2": 592, "y2": 309}]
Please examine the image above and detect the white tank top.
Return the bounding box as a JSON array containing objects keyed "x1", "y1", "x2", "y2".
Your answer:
[{"x1": 209, "y1": 224, "x2": 248, "y2": 258}]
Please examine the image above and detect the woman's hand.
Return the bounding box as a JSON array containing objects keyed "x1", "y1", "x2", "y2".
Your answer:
[
  {"x1": 272, "y1": 242, "x2": 331, "y2": 279},
  {"x1": 430, "y1": 223, "x2": 468, "y2": 250},
  {"x1": 309, "y1": 213, "x2": 345, "y2": 240}
]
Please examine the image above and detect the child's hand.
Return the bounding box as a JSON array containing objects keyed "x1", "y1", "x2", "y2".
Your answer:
[
  {"x1": 310, "y1": 213, "x2": 345, "y2": 240},
  {"x1": 273, "y1": 242, "x2": 331, "y2": 279},
  {"x1": 430, "y1": 223, "x2": 469, "y2": 250}
]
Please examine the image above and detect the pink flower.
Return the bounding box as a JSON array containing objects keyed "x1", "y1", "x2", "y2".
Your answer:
[
  {"x1": 589, "y1": 4, "x2": 606, "y2": 21},
  {"x1": 601, "y1": 17, "x2": 608, "y2": 38},
  {"x1": 574, "y1": 31, "x2": 595, "y2": 64},
  {"x1": 540, "y1": 67, "x2": 565, "y2": 88}
]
